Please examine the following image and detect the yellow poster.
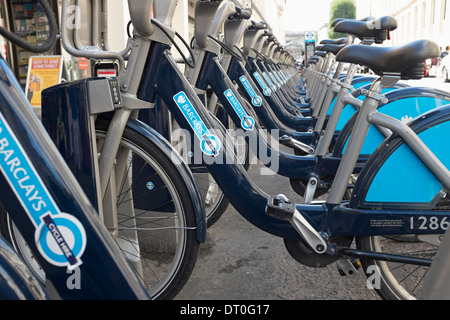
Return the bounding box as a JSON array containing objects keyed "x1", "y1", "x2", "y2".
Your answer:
[{"x1": 25, "y1": 56, "x2": 63, "y2": 107}]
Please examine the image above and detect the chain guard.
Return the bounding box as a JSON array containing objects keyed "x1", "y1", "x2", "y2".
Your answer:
[{"x1": 284, "y1": 237, "x2": 352, "y2": 268}]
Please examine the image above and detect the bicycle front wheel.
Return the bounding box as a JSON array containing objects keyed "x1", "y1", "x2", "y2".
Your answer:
[
  {"x1": 0, "y1": 118, "x2": 201, "y2": 300},
  {"x1": 95, "y1": 118, "x2": 200, "y2": 299}
]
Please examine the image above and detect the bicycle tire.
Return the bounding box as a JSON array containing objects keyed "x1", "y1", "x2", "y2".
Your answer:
[
  {"x1": 355, "y1": 235, "x2": 438, "y2": 300},
  {"x1": 97, "y1": 119, "x2": 201, "y2": 299},
  {"x1": 343, "y1": 174, "x2": 434, "y2": 300},
  {"x1": 0, "y1": 119, "x2": 201, "y2": 300},
  {"x1": 341, "y1": 174, "x2": 421, "y2": 300}
]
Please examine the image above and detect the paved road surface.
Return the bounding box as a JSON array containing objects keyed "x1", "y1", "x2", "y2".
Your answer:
[{"x1": 176, "y1": 161, "x2": 380, "y2": 300}]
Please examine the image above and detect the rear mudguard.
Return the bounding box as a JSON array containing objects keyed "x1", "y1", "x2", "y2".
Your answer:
[
  {"x1": 334, "y1": 87, "x2": 450, "y2": 157},
  {"x1": 326, "y1": 76, "x2": 380, "y2": 117},
  {"x1": 125, "y1": 118, "x2": 207, "y2": 243},
  {"x1": 334, "y1": 82, "x2": 410, "y2": 129},
  {"x1": 351, "y1": 103, "x2": 450, "y2": 209}
]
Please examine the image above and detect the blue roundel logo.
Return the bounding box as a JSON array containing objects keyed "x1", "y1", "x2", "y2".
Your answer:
[
  {"x1": 252, "y1": 96, "x2": 262, "y2": 107},
  {"x1": 263, "y1": 87, "x2": 271, "y2": 96},
  {"x1": 36, "y1": 213, "x2": 86, "y2": 270},
  {"x1": 241, "y1": 116, "x2": 255, "y2": 131},
  {"x1": 201, "y1": 135, "x2": 221, "y2": 157}
]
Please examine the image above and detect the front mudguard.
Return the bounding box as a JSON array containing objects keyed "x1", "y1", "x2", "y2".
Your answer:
[
  {"x1": 0, "y1": 236, "x2": 49, "y2": 300},
  {"x1": 126, "y1": 118, "x2": 207, "y2": 243}
]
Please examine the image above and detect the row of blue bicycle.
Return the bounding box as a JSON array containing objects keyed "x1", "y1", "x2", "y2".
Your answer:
[{"x1": 0, "y1": 0, "x2": 448, "y2": 300}]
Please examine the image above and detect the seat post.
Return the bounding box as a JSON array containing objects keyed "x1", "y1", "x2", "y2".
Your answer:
[{"x1": 326, "y1": 78, "x2": 384, "y2": 205}]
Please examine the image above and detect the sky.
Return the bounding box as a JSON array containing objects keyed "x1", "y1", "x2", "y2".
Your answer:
[{"x1": 283, "y1": 0, "x2": 334, "y2": 32}]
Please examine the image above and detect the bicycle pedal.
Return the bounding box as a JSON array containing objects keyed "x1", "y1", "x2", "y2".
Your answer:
[
  {"x1": 266, "y1": 195, "x2": 296, "y2": 221},
  {"x1": 336, "y1": 258, "x2": 360, "y2": 277}
]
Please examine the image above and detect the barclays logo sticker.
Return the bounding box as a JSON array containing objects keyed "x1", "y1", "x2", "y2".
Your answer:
[
  {"x1": 253, "y1": 72, "x2": 271, "y2": 96},
  {"x1": 263, "y1": 72, "x2": 277, "y2": 93},
  {"x1": 0, "y1": 114, "x2": 86, "y2": 270},
  {"x1": 223, "y1": 89, "x2": 255, "y2": 131},
  {"x1": 239, "y1": 75, "x2": 262, "y2": 107},
  {"x1": 174, "y1": 91, "x2": 221, "y2": 157}
]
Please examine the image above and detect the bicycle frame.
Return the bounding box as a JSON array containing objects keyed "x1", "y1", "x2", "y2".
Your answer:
[
  {"x1": 133, "y1": 15, "x2": 450, "y2": 266},
  {"x1": 45, "y1": 0, "x2": 450, "y2": 270},
  {"x1": 44, "y1": 0, "x2": 207, "y2": 246}
]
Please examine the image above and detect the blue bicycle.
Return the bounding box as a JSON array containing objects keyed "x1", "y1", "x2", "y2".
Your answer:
[
  {"x1": 17, "y1": 0, "x2": 450, "y2": 300},
  {"x1": 0, "y1": 0, "x2": 150, "y2": 300}
]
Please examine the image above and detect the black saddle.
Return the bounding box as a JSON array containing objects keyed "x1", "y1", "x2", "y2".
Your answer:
[
  {"x1": 320, "y1": 44, "x2": 346, "y2": 55},
  {"x1": 314, "y1": 51, "x2": 327, "y2": 57},
  {"x1": 320, "y1": 38, "x2": 347, "y2": 45},
  {"x1": 335, "y1": 39, "x2": 440, "y2": 79},
  {"x1": 315, "y1": 44, "x2": 323, "y2": 51},
  {"x1": 334, "y1": 16, "x2": 398, "y2": 43},
  {"x1": 331, "y1": 16, "x2": 375, "y2": 28}
]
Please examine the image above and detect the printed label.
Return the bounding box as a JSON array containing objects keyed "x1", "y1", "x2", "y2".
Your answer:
[
  {"x1": 239, "y1": 75, "x2": 262, "y2": 107},
  {"x1": 263, "y1": 72, "x2": 277, "y2": 93},
  {"x1": 0, "y1": 114, "x2": 86, "y2": 270},
  {"x1": 277, "y1": 71, "x2": 286, "y2": 85},
  {"x1": 269, "y1": 72, "x2": 281, "y2": 89},
  {"x1": 224, "y1": 89, "x2": 255, "y2": 131},
  {"x1": 253, "y1": 72, "x2": 272, "y2": 96},
  {"x1": 274, "y1": 71, "x2": 284, "y2": 86},
  {"x1": 174, "y1": 91, "x2": 221, "y2": 156}
]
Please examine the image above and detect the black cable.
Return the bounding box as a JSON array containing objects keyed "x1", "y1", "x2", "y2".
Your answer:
[
  {"x1": 151, "y1": 18, "x2": 196, "y2": 69},
  {"x1": 233, "y1": 45, "x2": 249, "y2": 65},
  {"x1": 127, "y1": 20, "x2": 133, "y2": 39},
  {"x1": 0, "y1": 0, "x2": 57, "y2": 53},
  {"x1": 251, "y1": 48, "x2": 271, "y2": 63},
  {"x1": 207, "y1": 35, "x2": 243, "y2": 61}
]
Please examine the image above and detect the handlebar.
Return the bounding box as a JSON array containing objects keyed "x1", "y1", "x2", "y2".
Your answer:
[
  {"x1": 0, "y1": 0, "x2": 57, "y2": 53},
  {"x1": 249, "y1": 21, "x2": 267, "y2": 31},
  {"x1": 264, "y1": 29, "x2": 274, "y2": 38},
  {"x1": 229, "y1": 6, "x2": 252, "y2": 21},
  {"x1": 128, "y1": 0, "x2": 155, "y2": 37}
]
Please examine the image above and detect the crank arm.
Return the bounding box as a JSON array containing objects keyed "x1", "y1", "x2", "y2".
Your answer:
[
  {"x1": 266, "y1": 195, "x2": 328, "y2": 254},
  {"x1": 280, "y1": 135, "x2": 315, "y2": 154}
]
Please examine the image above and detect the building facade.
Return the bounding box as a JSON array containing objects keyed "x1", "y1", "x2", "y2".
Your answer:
[{"x1": 356, "y1": 0, "x2": 450, "y2": 50}]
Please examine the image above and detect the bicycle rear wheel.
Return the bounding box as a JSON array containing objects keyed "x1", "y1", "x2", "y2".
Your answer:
[
  {"x1": 346, "y1": 175, "x2": 438, "y2": 300},
  {"x1": 356, "y1": 235, "x2": 439, "y2": 300},
  {"x1": 0, "y1": 119, "x2": 201, "y2": 300}
]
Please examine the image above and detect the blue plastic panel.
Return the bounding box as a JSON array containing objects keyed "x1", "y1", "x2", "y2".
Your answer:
[{"x1": 365, "y1": 120, "x2": 450, "y2": 204}]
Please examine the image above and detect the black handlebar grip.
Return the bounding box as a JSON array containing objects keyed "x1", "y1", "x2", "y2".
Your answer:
[
  {"x1": 240, "y1": 8, "x2": 252, "y2": 20},
  {"x1": 250, "y1": 21, "x2": 267, "y2": 30}
]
